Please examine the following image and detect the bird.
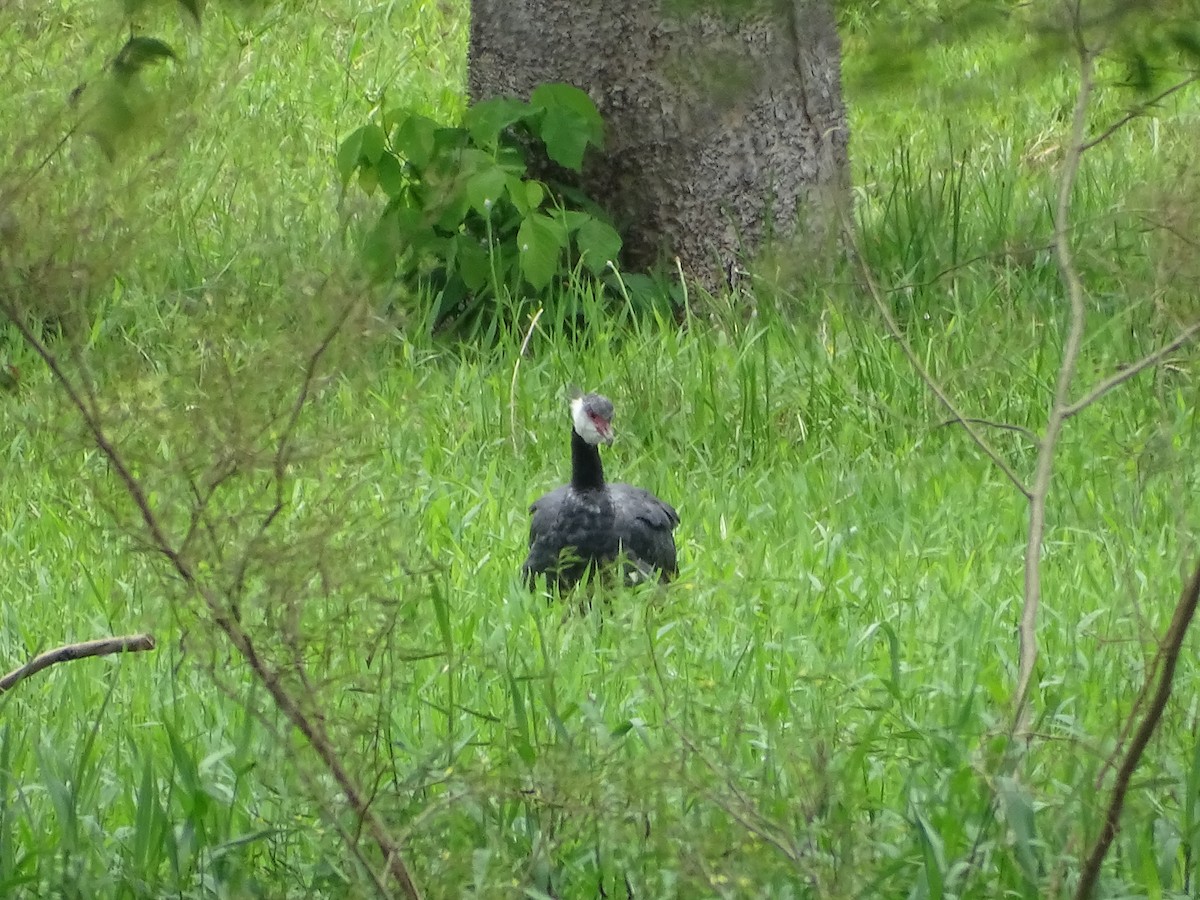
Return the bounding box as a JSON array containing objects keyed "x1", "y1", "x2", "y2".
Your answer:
[{"x1": 522, "y1": 388, "x2": 679, "y2": 590}]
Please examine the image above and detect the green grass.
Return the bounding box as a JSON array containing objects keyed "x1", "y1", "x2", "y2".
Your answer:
[{"x1": 3, "y1": 1, "x2": 1200, "y2": 897}]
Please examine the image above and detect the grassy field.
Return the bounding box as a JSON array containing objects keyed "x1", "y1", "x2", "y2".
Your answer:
[{"x1": 3, "y1": 1, "x2": 1200, "y2": 897}]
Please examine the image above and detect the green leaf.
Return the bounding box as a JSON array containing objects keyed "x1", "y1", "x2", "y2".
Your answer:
[
  {"x1": 530, "y1": 83, "x2": 603, "y2": 142},
  {"x1": 376, "y1": 152, "x2": 406, "y2": 197},
  {"x1": 557, "y1": 209, "x2": 590, "y2": 232},
  {"x1": 538, "y1": 112, "x2": 592, "y2": 171},
  {"x1": 575, "y1": 217, "x2": 622, "y2": 274},
  {"x1": 517, "y1": 213, "x2": 567, "y2": 290},
  {"x1": 337, "y1": 122, "x2": 395, "y2": 185},
  {"x1": 453, "y1": 234, "x2": 492, "y2": 291},
  {"x1": 432, "y1": 186, "x2": 472, "y2": 234},
  {"x1": 996, "y1": 776, "x2": 1040, "y2": 893},
  {"x1": 466, "y1": 165, "x2": 508, "y2": 216},
  {"x1": 358, "y1": 123, "x2": 386, "y2": 165},
  {"x1": 525, "y1": 181, "x2": 545, "y2": 211},
  {"x1": 430, "y1": 582, "x2": 452, "y2": 651},
  {"x1": 508, "y1": 177, "x2": 546, "y2": 216},
  {"x1": 357, "y1": 164, "x2": 378, "y2": 196},
  {"x1": 337, "y1": 125, "x2": 369, "y2": 185},
  {"x1": 112, "y1": 36, "x2": 177, "y2": 78},
  {"x1": 912, "y1": 810, "x2": 946, "y2": 900},
  {"x1": 393, "y1": 114, "x2": 440, "y2": 170},
  {"x1": 531, "y1": 83, "x2": 604, "y2": 171},
  {"x1": 463, "y1": 97, "x2": 533, "y2": 149}
]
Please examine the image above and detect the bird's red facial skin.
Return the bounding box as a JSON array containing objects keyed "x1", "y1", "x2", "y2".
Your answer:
[{"x1": 590, "y1": 413, "x2": 613, "y2": 440}]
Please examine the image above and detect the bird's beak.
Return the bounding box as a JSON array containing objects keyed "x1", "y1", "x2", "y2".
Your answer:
[{"x1": 599, "y1": 422, "x2": 615, "y2": 445}]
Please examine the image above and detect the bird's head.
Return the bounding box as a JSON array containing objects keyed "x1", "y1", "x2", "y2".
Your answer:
[{"x1": 569, "y1": 389, "x2": 614, "y2": 446}]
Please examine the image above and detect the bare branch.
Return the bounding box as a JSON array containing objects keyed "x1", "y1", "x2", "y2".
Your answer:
[
  {"x1": 1074, "y1": 558, "x2": 1200, "y2": 900},
  {"x1": 0, "y1": 296, "x2": 424, "y2": 900},
  {"x1": 1014, "y1": 46, "x2": 1095, "y2": 738},
  {"x1": 1081, "y1": 75, "x2": 1200, "y2": 153},
  {"x1": 1062, "y1": 320, "x2": 1200, "y2": 420},
  {"x1": 934, "y1": 417, "x2": 1040, "y2": 445},
  {"x1": 0, "y1": 634, "x2": 156, "y2": 693},
  {"x1": 841, "y1": 214, "x2": 1032, "y2": 499}
]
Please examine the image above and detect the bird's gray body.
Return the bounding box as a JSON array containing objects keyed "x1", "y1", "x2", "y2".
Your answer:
[
  {"x1": 523, "y1": 482, "x2": 679, "y2": 588},
  {"x1": 522, "y1": 391, "x2": 679, "y2": 590}
]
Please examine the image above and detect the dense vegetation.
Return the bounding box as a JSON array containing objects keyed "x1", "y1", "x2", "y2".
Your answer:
[{"x1": 2, "y1": 1, "x2": 1199, "y2": 897}]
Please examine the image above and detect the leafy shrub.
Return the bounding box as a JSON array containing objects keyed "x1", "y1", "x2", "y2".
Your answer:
[{"x1": 338, "y1": 84, "x2": 625, "y2": 337}]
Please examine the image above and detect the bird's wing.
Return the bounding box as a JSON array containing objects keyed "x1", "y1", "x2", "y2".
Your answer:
[
  {"x1": 523, "y1": 486, "x2": 571, "y2": 582},
  {"x1": 609, "y1": 483, "x2": 680, "y2": 576}
]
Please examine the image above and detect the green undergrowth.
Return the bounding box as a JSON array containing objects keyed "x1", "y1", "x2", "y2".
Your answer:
[{"x1": 2, "y1": 0, "x2": 1200, "y2": 897}]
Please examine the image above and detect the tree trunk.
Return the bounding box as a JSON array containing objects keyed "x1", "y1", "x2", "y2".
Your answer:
[{"x1": 468, "y1": 0, "x2": 849, "y2": 291}]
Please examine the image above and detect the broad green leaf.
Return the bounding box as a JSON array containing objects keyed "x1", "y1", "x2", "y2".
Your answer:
[
  {"x1": 432, "y1": 186, "x2": 472, "y2": 234},
  {"x1": 337, "y1": 125, "x2": 372, "y2": 185},
  {"x1": 530, "y1": 83, "x2": 603, "y2": 143},
  {"x1": 463, "y1": 97, "x2": 533, "y2": 149},
  {"x1": 537, "y1": 111, "x2": 593, "y2": 171},
  {"x1": 357, "y1": 164, "x2": 378, "y2": 196},
  {"x1": 453, "y1": 235, "x2": 492, "y2": 291},
  {"x1": 531, "y1": 83, "x2": 604, "y2": 171},
  {"x1": 506, "y1": 175, "x2": 532, "y2": 215},
  {"x1": 525, "y1": 180, "x2": 545, "y2": 211},
  {"x1": 358, "y1": 123, "x2": 386, "y2": 166},
  {"x1": 575, "y1": 217, "x2": 622, "y2": 274},
  {"x1": 517, "y1": 213, "x2": 567, "y2": 289},
  {"x1": 394, "y1": 114, "x2": 439, "y2": 170},
  {"x1": 376, "y1": 152, "x2": 406, "y2": 197},
  {"x1": 558, "y1": 210, "x2": 591, "y2": 232},
  {"x1": 466, "y1": 165, "x2": 508, "y2": 216}
]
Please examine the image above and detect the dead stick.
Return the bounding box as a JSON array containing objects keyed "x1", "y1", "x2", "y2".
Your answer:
[
  {"x1": 0, "y1": 634, "x2": 156, "y2": 693},
  {"x1": 1073, "y1": 558, "x2": 1200, "y2": 900}
]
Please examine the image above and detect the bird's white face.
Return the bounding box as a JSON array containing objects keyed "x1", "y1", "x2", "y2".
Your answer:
[{"x1": 571, "y1": 396, "x2": 614, "y2": 445}]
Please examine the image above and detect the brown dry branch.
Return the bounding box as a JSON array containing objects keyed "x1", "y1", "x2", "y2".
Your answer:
[
  {"x1": 934, "y1": 417, "x2": 1040, "y2": 445},
  {"x1": 0, "y1": 634, "x2": 156, "y2": 693},
  {"x1": 1073, "y1": 557, "x2": 1200, "y2": 900},
  {"x1": 0, "y1": 298, "x2": 424, "y2": 900},
  {"x1": 1014, "y1": 45, "x2": 1096, "y2": 738},
  {"x1": 1080, "y1": 74, "x2": 1200, "y2": 153},
  {"x1": 1061, "y1": 319, "x2": 1200, "y2": 420}
]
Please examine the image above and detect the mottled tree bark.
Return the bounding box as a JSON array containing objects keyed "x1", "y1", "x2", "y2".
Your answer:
[{"x1": 468, "y1": 0, "x2": 849, "y2": 290}]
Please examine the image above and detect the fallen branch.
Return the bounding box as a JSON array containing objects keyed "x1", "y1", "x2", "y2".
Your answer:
[
  {"x1": 1073, "y1": 557, "x2": 1200, "y2": 900},
  {"x1": 0, "y1": 634, "x2": 156, "y2": 693}
]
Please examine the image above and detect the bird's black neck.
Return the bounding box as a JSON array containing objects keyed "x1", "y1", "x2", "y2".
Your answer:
[{"x1": 570, "y1": 429, "x2": 606, "y2": 491}]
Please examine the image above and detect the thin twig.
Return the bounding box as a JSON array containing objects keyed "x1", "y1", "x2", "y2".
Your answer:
[
  {"x1": 1062, "y1": 321, "x2": 1200, "y2": 419},
  {"x1": 0, "y1": 297, "x2": 424, "y2": 900},
  {"x1": 1080, "y1": 75, "x2": 1200, "y2": 152},
  {"x1": 1074, "y1": 558, "x2": 1200, "y2": 900},
  {"x1": 841, "y1": 214, "x2": 1032, "y2": 499},
  {"x1": 934, "y1": 417, "x2": 1040, "y2": 445},
  {"x1": 0, "y1": 634, "x2": 156, "y2": 693},
  {"x1": 1014, "y1": 45, "x2": 1095, "y2": 739}
]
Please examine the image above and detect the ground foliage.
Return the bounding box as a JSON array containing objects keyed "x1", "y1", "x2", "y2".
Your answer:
[{"x1": 1, "y1": 0, "x2": 1200, "y2": 898}]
